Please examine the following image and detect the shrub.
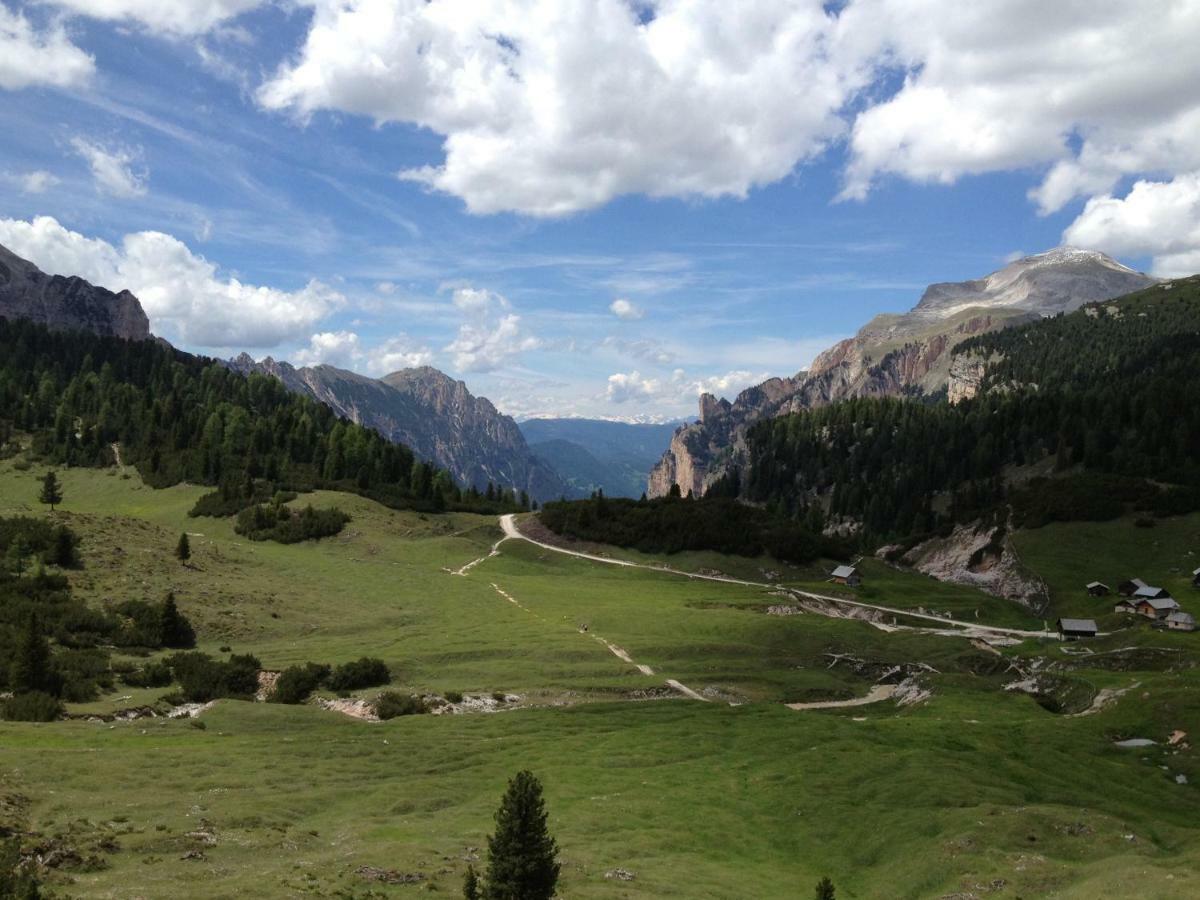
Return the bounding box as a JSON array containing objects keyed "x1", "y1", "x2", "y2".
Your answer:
[
  {"x1": 168, "y1": 651, "x2": 261, "y2": 702},
  {"x1": 123, "y1": 660, "x2": 173, "y2": 688},
  {"x1": 270, "y1": 663, "x2": 331, "y2": 704},
  {"x1": 234, "y1": 503, "x2": 350, "y2": 544},
  {"x1": 327, "y1": 657, "x2": 390, "y2": 692},
  {"x1": 2, "y1": 691, "x2": 64, "y2": 722},
  {"x1": 445, "y1": 690, "x2": 464, "y2": 704},
  {"x1": 374, "y1": 692, "x2": 427, "y2": 719}
]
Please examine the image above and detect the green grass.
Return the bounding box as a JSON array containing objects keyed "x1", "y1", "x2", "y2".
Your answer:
[{"x1": 2, "y1": 459, "x2": 1199, "y2": 898}]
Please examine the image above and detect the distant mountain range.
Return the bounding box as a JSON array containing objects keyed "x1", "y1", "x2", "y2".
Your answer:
[
  {"x1": 519, "y1": 418, "x2": 685, "y2": 498},
  {"x1": 648, "y1": 248, "x2": 1157, "y2": 497},
  {"x1": 227, "y1": 356, "x2": 568, "y2": 502},
  {"x1": 0, "y1": 242, "x2": 149, "y2": 341}
]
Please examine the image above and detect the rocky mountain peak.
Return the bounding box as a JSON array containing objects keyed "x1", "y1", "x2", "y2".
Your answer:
[{"x1": 0, "y1": 241, "x2": 150, "y2": 341}]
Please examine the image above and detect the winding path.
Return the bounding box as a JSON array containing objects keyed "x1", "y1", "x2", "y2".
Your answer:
[{"x1": 499, "y1": 515, "x2": 1047, "y2": 641}]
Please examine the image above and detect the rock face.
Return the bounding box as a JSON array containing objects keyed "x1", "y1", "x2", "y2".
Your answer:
[
  {"x1": 228, "y1": 356, "x2": 566, "y2": 502},
  {"x1": 0, "y1": 242, "x2": 150, "y2": 340},
  {"x1": 647, "y1": 248, "x2": 1156, "y2": 496},
  {"x1": 886, "y1": 522, "x2": 1049, "y2": 609}
]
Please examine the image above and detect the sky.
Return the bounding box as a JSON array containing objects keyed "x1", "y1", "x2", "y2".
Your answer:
[{"x1": 1, "y1": 1, "x2": 1199, "y2": 421}]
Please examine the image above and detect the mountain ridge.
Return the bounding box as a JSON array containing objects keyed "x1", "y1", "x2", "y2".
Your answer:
[
  {"x1": 648, "y1": 248, "x2": 1157, "y2": 498},
  {"x1": 0, "y1": 242, "x2": 149, "y2": 341},
  {"x1": 229, "y1": 354, "x2": 567, "y2": 502}
]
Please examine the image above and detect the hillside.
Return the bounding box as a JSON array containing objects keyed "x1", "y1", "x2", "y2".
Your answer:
[
  {"x1": 519, "y1": 417, "x2": 681, "y2": 498},
  {"x1": 0, "y1": 241, "x2": 149, "y2": 341},
  {"x1": 230, "y1": 356, "x2": 566, "y2": 502},
  {"x1": 741, "y1": 276, "x2": 1200, "y2": 542},
  {"x1": 649, "y1": 248, "x2": 1157, "y2": 498}
]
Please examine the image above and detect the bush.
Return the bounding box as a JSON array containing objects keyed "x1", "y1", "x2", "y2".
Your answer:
[
  {"x1": 2, "y1": 691, "x2": 64, "y2": 722},
  {"x1": 374, "y1": 692, "x2": 427, "y2": 719},
  {"x1": 326, "y1": 657, "x2": 390, "y2": 692},
  {"x1": 270, "y1": 663, "x2": 331, "y2": 704},
  {"x1": 234, "y1": 503, "x2": 350, "y2": 544},
  {"x1": 123, "y1": 660, "x2": 174, "y2": 688},
  {"x1": 168, "y1": 651, "x2": 261, "y2": 702},
  {"x1": 445, "y1": 690, "x2": 464, "y2": 704}
]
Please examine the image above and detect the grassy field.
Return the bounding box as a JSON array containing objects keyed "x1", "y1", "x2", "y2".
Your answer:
[{"x1": 2, "y1": 459, "x2": 1199, "y2": 898}]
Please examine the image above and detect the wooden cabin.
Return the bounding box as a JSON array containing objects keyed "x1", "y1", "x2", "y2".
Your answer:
[
  {"x1": 1057, "y1": 618, "x2": 1098, "y2": 640},
  {"x1": 1166, "y1": 611, "x2": 1196, "y2": 632},
  {"x1": 831, "y1": 565, "x2": 860, "y2": 586},
  {"x1": 1137, "y1": 596, "x2": 1180, "y2": 619},
  {"x1": 1086, "y1": 581, "x2": 1110, "y2": 597}
]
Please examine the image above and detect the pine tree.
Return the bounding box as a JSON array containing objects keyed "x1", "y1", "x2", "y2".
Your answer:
[
  {"x1": 815, "y1": 876, "x2": 836, "y2": 900},
  {"x1": 10, "y1": 613, "x2": 55, "y2": 696},
  {"x1": 38, "y1": 470, "x2": 63, "y2": 511},
  {"x1": 462, "y1": 865, "x2": 480, "y2": 900},
  {"x1": 176, "y1": 532, "x2": 191, "y2": 564},
  {"x1": 483, "y1": 771, "x2": 559, "y2": 900},
  {"x1": 160, "y1": 593, "x2": 196, "y2": 648}
]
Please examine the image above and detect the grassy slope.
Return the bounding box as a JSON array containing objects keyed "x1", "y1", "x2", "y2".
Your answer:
[{"x1": 1, "y1": 460, "x2": 1198, "y2": 898}]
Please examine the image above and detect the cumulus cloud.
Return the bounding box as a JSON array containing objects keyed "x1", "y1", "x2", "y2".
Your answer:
[
  {"x1": 14, "y1": 170, "x2": 59, "y2": 193},
  {"x1": 0, "y1": 3, "x2": 94, "y2": 90},
  {"x1": 606, "y1": 367, "x2": 768, "y2": 406},
  {"x1": 46, "y1": 0, "x2": 264, "y2": 36},
  {"x1": 71, "y1": 138, "x2": 148, "y2": 198},
  {"x1": 609, "y1": 298, "x2": 643, "y2": 321},
  {"x1": 293, "y1": 329, "x2": 433, "y2": 374},
  {"x1": 838, "y1": 1, "x2": 1200, "y2": 207},
  {"x1": 259, "y1": 0, "x2": 857, "y2": 216},
  {"x1": 1063, "y1": 173, "x2": 1200, "y2": 278},
  {"x1": 0, "y1": 215, "x2": 342, "y2": 348},
  {"x1": 444, "y1": 286, "x2": 539, "y2": 372}
]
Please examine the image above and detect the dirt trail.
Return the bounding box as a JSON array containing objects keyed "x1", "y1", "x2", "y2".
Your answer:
[
  {"x1": 1068, "y1": 680, "x2": 1141, "y2": 718},
  {"x1": 499, "y1": 515, "x2": 1048, "y2": 641},
  {"x1": 450, "y1": 533, "x2": 510, "y2": 576},
  {"x1": 595, "y1": 637, "x2": 655, "y2": 675},
  {"x1": 786, "y1": 684, "x2": 896, "y2": 711}
]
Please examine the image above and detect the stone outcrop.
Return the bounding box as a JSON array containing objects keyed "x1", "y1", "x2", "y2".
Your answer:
[
  {"x1": 647, "y1": 248, "x2": 1156, "y2": 497},
  {"x1": 0, "y1": 242, "x2": 150, "y2": 341},
  {"x1": 229, "y1": 356, "x2": 566, "y2": 502}
]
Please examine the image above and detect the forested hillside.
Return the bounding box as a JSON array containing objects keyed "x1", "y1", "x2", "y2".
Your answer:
[
  {"x1": 0, "y1": 318, "x2": 525, "y2": 514},
  {"x1": 741, "y1": 277, "x2": 1200, "y2": 543}
]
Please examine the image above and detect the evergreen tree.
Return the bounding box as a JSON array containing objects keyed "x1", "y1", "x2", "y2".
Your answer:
[
  {"x1": 160, "y1": 593, "x2": 196, "y2": 648},
  {"x1": 176, "y1": 532, "x2": 191, "y2": 564},
  {"x1": 37, "y1": 470, "x2": 62, "y2": 511},
  {"x1": 462, "y1": 865, "x2": 480, "y2": 900},
  {"x1": 483, "y1": 771, "x2": 560, "y2": 900},
  {"x1": 815, "y1": 876, "x2": 836, "y2": 900},
  {"x1": 10, "y1": 613, "x2": 55, "y2": 696},
  {"x1": 4, "y1": 537, "x2": 29, "y2": 575}
]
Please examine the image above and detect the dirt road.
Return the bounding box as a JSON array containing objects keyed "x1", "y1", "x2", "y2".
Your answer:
[{"x1": 498, "y1": 515, "x2": 1048, "y2": 641}]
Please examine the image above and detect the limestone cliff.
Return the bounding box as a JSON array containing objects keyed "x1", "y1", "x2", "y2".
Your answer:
[{"x1": 0, "y1": 242, "x2": 150, "y2": 341}]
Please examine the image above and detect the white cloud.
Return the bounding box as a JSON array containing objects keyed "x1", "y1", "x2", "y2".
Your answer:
[
  {"x1": 601, "y1": 336, "x2": 676, "y2": 366},
  {"x1": 293, "y1": 329, "x2": 434, "y2": 374},
  {"x1": 837, "y1": 1, "x2": 1200, "y2": 207},
  {"x1": 259, "y1": 0, "x2": 857, "y2": 216},
  {"x1": 606, "y1": 367, "x2": 768, "y2": 406},
  {"x1": 0, "y1": 3, "x2": 94, "y2": 90},
  {"x1": 609, "y1": 298, "x2": 643, "y2": 321},
  {"x1": 1063, "y1": 173, "x2": 1200, "y2": 278},
  {"x1": 445, "y1": 286, "x2": 539, "y2": 372},
  {"x1": 17, "y1": 170, "x2": 59, "y2": 193},
  {"x1": 71, "y1": 137, "x2": 148, "y2": 198},
  {"x1": 0, "y1": 215, "x2": 342, "y2": 348},
  {"x1": 606, "y1": 370, "x2": 666, "y2": 404},
  {"x1": 45, "y1": 0, "x2": 264, "y2": 37}
]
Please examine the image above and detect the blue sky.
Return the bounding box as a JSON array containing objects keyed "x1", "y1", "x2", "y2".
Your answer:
[{"x1": 2, "y1": 1, "x2": 1198, "y2": 419}]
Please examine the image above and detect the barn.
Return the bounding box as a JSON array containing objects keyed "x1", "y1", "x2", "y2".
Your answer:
[{"x1": 1057, "y1": 618, "x2": 1098, "y2": 640}]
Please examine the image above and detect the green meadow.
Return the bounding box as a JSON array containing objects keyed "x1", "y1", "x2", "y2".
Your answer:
[{"x1": 2, "y1": 460, "x2": 1198, "y2": 898}]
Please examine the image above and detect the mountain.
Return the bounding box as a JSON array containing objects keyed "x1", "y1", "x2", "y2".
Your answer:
[
  {"x1": 0, "y1": 242, "x2": 149, "y2": 340},
  {"x1": 228, "y1": 356, "x2": 566, "y2": 502},
  {"x1": 519, "y1": 417, "x2": 683, "y2": 498},
  {"x1": 648, "y1": 248, "x2": 1157, "y2": 498}
]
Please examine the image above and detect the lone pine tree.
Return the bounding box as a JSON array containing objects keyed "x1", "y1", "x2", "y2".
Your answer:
[
  {"x1": 815, "y1": 876, "x2": 836, "y2": 899},
  {"x1": 483, "y1": 770, "x2": 560, "y2": 900},
  {"x1": 38, "y1": 470, "x2": 62, "y2": 511},
  {"x1": 160, "y1": 593, "x2": 196, "y2": 648},
  {"x1": 176, "y1": 532, "x2": 191, "y2": 564},
  {"x1": 10, "y1": 613, "x2": 55, "y2": 696}
]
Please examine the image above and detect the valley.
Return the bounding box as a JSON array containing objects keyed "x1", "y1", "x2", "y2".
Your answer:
[{"x1": 2, "y1": 456, "x2": 1198, "y2": 898}]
